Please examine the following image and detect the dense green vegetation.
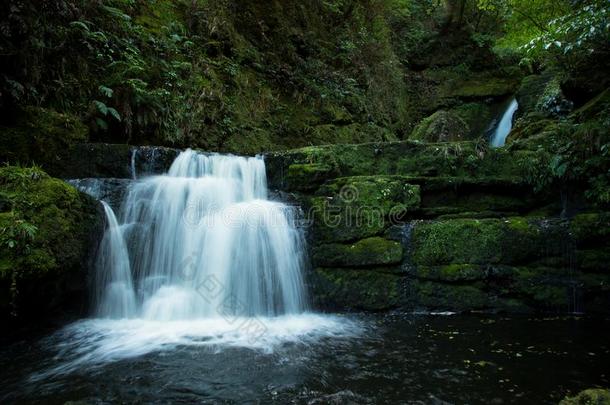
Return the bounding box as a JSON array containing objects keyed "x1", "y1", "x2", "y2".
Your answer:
[
  {"x1": 0, "y1": 1, "x2": 564, "y2": 148},
  {"x1": 0, "y1": 166, "x2": 102, "y2": 322},
  {"x1": 2, "y1": 0, "x2": 607, "y2": 200},
  {"x1": 0, "y1": 0, "x2": 609, "y2": 319}
]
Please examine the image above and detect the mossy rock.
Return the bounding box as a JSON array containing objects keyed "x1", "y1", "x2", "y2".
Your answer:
[
  {"x1": 570, "y1": 212, "x2": 610, "y2": 247},
  {"x1": 508, "y1": 113, "x2": 558, "y2": 142},
  {"x1": 286, "y1": 163, "x2": 338, "y2": 191},
  {"x1": 265, "y1": 140, "x2": 536, "y2": 190},
  {"x1": 410, "y1": 110, "x2": 470, "y2": 142},
  {"x1": 503, "y1": 266, "x2": 575, "y2": 309},
  {"x1": 416, "y1": 264, "x2": 487, "y2": 282},
  {"x1": 316, "y1": 176, "x2": 421, "y2": 216},
  {"x1": 308, "y1": 176, "x2": 420, "y2": 242},
  {"x1": 411, "y1": 217, "x2": 567, "y2": 266},
  {"x1": 411, "y1": 280, "x2": 488, "y2": 311},
  {"x1": 313, "y1": 268, "x2": 401, "y2": 311},
  {"x1": 450, "y1": 103, "x2": 494, "y2": 139},
  {"x1": 414, "y1": 176, "x2": 537, "y2": 217},
  {"x1": 308, "y1": 123, "x2": 397, "y2": 146},
  {"x1": 0, "y1": 166, "x2": 103, "y2": 323},
  {"x1": 0, "y1": 107, "x2": 88, "y2": 170},
  {"x1": 576, "y1": 249, "x2": 610, "y2": 273},
  {"x1": 313, "y1": 237, "x2": 403, "y2": 267},
  {"x1": 559, "y1": 388, "x2": 610, "y2": 405},
  {"x1": 307, "y1": 196, "x2": 387, "y2": 243},
  {"x1": 516, "y1": 73, "x2": 555, "y2": 117},
  {"x1": 438, "y1": 74, "x2": 519, "y2": 99}
]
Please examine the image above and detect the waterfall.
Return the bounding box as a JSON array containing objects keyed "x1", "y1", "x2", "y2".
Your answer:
[
  {"x1": 95, "y1": 149, "x2": 307, "y2": 320},
  {"x1": 490, "y1": 98, "x2": 519, "y2": 147},
  {"x1": 96, "y1": 201, "x2": 137, "y2": 318}
]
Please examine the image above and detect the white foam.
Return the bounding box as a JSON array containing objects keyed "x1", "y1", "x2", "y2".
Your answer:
[{"x1": 30, "y1": 313, "x2": 361, "y2": 380}]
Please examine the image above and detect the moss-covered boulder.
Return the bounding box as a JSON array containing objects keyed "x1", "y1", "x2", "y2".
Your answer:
[
  {"x1": 415, "y1": 264, "x2": 487, "y2": 282},
  {"x1": 286, "y1": 163, "x2": 338, "y2": 191},
  {"x1": 316, "y1": 176, "x2": 421, "y2": 216},
  {"x1": 411, "y1": 217, "x2": 566, "y2": 266},
  {"x1": 265, "y1": 140, "x2": 540, "y2": 191},
  {"x1": 506, "y1": 267, "x2": 575, "y2": 310},
  {"x1": 516, "y1": 71, "x2": 573, "y2": 118},
  {"x1": 313, "y1": 237, "x2": 403, "y2": 267},
  {"x1": 308, "y1": 176, "x2": 420, "y2": 242},
  {"x1": 313, "y1": 268, "x2": 401, "y2": 311},
  {"x1": 569, "y1": 212, "x2": 610, "y2": 246},
  {"x1": 559, "y1": 388, "x2": 610, "y2": 405},
  {"x1": 411, "y1": 280, "x2": 488, "y2": 311},
  {"x1": 450, "y1": 103, "x2": 494, "y2": 139},
  {"x1": 410, "y1": 110, "x2": 470, "y2": 142},
  {"x1": 412, "y1": 176, "x2": 539, "y2": 217},
  {"x1": 0, "y1": 107, "x2": 88, "y2": 171},
  {"x1": 0, "y1": 166, "x2": 103, "y2": 325}
]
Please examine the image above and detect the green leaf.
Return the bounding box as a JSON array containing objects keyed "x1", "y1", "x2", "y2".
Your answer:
[
  {"x1": 93, "y1": 100, "x2": 108, "y2": 115},
  {"x1": 99, "y1": 85, "x2": 113, "y2": 98},
  {"x1": 69, "y1": 21, "x2": 90, "y2": 32},
  {"x1": 107, "y1": 107, "x2": 121, "y2": 122},
  {"x1": 95, "y1": 118, "x2": 108, "y2": 130}
]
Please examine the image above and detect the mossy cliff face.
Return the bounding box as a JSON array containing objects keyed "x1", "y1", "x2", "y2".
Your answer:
[
  {"x1": 307, "y1": 214, "x2": 610, "y2": 313},
  {"x1": 265, "y1": 141, "x2": 609, "y2": 313},
  {"x1": 0, "y1": 166, "x2": 103, "y2": 325}
]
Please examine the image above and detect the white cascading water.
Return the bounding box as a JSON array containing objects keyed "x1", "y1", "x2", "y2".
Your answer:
[
  {"x1": 38, "y1": 149, "x2": 358, "y2": 377},
  {"x1": 95, "y1": 201, "x2": 137, "y2": 318},
  {"x1": 490, "y1": 98, "x2": 519, "y2": 147},
  {"x1": 96, "y1": 149, "x2": 307, "y2": 319}
]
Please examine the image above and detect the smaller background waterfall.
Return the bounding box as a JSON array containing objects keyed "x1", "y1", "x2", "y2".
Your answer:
[{"x1": 490, "y1": 98, "x2": 519, "y2": 147}]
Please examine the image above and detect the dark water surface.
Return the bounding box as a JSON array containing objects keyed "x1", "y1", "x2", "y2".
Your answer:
[{"x1": 1, "y1": 313, "x2": 608, "y2": 404}]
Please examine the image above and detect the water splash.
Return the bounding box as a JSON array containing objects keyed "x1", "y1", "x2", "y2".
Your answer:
[{"x1": 35, "y1": 149, "x2": 360, "y2": 379}]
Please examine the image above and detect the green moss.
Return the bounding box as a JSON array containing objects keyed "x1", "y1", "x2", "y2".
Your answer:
[
  {"x1": 0, "y1": 107, "x2": 88, "y2": 169},
  {"x1": 221, "y1": 128, "x2": 275, "y2": 155},
  {"x1": 572, "y1": 87, "x2": 610, "y2": 121},
  {"x1": 508, "y1": 267, "x2": 571, "y2": 308},
  {"x1": 307, "y1": 176, "x2": 420, "y2": 242},
  {"x1": 317, "y1": 176, "x2": 421, "y2": 216},
  {"x1": 0, "y1": 166, "x2": 101, "y2": 320},
  {"x1": 450, "y1": 103, "x2": 493, "y2": 139},
  {"x1": 413, "y1": 281, "x2": 488, "y2": 311},
  {"x1": 570, "y1": 213, "x2": 610, "y2": 246},
  {"x1": 308, "y1": 196, "x2": 387, "y2": 243},
  {"x1": 313, "y1": 237, "x2": 403, "y2": 267},
  {"x1": 576, "y1": 249, "x2": 610, "y2": 272},
  {"x1": 559, "y1": 388, "x2": 610, "y2": 405},
  {"x1": 409, "y1": 110, "x2": 470, "y2": 142},
  {"x1": 416, "y1": 264, "x2": 487, "y2": 282},
  {"x1": 411, "y1": 217, "x2": 552, "y2": 266},
  {"x1": 516, "y1": 73, "x2": 555, "y2": 116},
  {"x1": 286, "y1": 163, "x2": 337, "y2": 191},
  {"x1": 266, "y1": 140, "x2": 536, "y2": 190},
  {"x1": 314, "y1": 268, "x2": 401, "y2": 311},
  {"x1": 431, "y1": 68, "x2": 520, "y2": 99}
]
